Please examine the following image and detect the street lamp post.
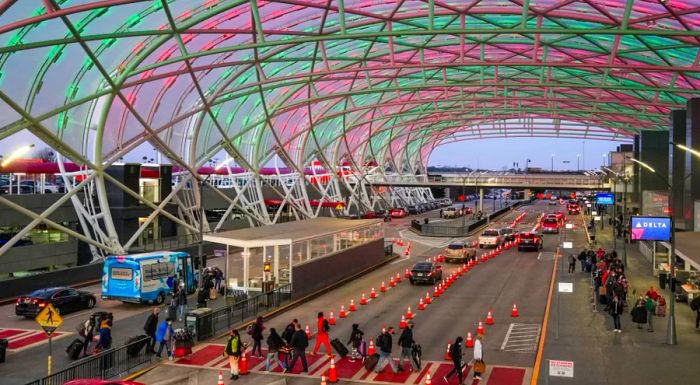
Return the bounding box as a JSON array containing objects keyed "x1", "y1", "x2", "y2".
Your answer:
[
  {"x1": 551, "y1": 153, "x2": 555, "y2": 172},
  {"x1": 577, "y1": 154, "x2": 581, "y2": 172},
  {"x1": 197, "y1": 172, "x2": 215, "y2": 289}
]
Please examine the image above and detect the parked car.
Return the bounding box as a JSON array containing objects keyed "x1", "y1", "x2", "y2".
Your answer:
[
  {"x1": 444, "y1": 241, "x2": 477, "y2": 262},
  {"x1": 407, "y1": 206, "x2": 419, "y2": 215},
  {"x1": 361, "y1": 211, "x2": 377, "y2": 219},
  {"x1": 498, "y1": 228, "x2": 518, "y2": 242},
  {"x1": 389, "y1": 207, "x2": 408, "y2": 218},
  {"x1": 16, "y1": 287, "x2": 96, "y2": 318},
  {"x1": 409, "y1": 262, "x2": 442, "y2": 285},
  {"x1": 478, "y1": 229, "x2": 503, "y2": 248},
  {"x1": 518, "y1": 232, "x2": 543, "y2": 251}
]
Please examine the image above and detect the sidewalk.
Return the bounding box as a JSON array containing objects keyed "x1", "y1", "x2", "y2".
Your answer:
[{"x1": 536, "y1": 215, "x2": 700, "y2": 385}]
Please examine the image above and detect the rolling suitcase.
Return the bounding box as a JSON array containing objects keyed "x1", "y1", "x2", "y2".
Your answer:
[
  {"x1": 364, "y1": 353, "x2": 379, "y2": 371},
  {"x1": 126, "y1": 335, "x2": 148, "y2": 357},
  {"x1": 330, "y1": 338, "x2": 349, "y2": 357},
  {"x1": 66, "y1": 338, "x2": 83, "y2": 360}
]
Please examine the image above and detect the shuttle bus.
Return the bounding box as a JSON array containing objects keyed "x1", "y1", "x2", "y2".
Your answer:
[{"x1": 101, "y1": 251, "x2": 195, "y2": 304}]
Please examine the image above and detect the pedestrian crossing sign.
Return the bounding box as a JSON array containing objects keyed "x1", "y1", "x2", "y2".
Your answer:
[{"x1": 35, "y1": 304, "x2": 63, "y2": 336}]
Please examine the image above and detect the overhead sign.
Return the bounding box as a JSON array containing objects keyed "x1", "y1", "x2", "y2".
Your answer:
[
  {"x1": 558, "y1": 282, "x2": 573, "y2": 292},
  {"x1": 549, "y1": 360, "x2": 574, "y2": 378},
  {"x1": 35, "y1": 304, "x2": 63, "y2": 336},
  {"x1": 595, "y1": 193, "x2": 615, "y2": 205},
  {"x1": 630, "y1": 216, "x2": 672, "y2": 241}
]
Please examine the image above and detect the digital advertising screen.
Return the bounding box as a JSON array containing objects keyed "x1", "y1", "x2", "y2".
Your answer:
[
  {"x1": 595, "y1": 193, "x2": 615, "y2": 205},
  {"x1": 630, "y1": 216, "x2": 672, "y2": 242}
]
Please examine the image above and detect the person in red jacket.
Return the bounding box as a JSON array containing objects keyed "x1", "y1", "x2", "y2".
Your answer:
[
  {"x1": 645, "y1": 286, "x2": 660, "y2": 301},
  {"x1": 312, "y1": 311, "x2": 331, "y2": 356}
]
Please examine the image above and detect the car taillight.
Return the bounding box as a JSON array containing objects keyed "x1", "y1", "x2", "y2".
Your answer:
[
  {"x1": 428, "y1": 272, "x2": 433, "y2": 276},
  {"x1": 16, "y1": 297, "x2": 21, "y2": 305}
]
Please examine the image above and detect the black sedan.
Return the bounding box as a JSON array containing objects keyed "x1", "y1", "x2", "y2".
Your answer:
[
  {"x1": 16, "y1": 287, "x2": 96, "y2": 318},
  {"x1": 409, "y1": 262, "x2": 442, "y2": 285}
]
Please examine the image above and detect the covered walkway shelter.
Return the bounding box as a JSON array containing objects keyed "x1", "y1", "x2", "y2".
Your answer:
[{"x1": 204, "y1": 218, "x2": 385, "y2": 296}]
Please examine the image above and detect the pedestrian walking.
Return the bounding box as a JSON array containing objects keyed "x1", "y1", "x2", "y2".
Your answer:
[
  {"x1": 285, "y1": 323, "x2": 309, "y2": 373},
  {"x1": 645, "y1": 286, "x2": 660, "y2": 301},
  {"x1": 249, "y1": 316, "x2": 265, "y2": 358},
  {"x1": 176, "y1": 286, "x2": 187, "y2": 321},
  {"x1": 375, "y1": 326, "x2": 399, "y2": 374},
  {"x1": 79, "y1": 315, "x2": 96, "y2": 356},
  {"x1": 223, "y1": 329, "x2": 244, "y2": 380},
  {"x1": 610, "y1": 295, "x2": 624, "y2": 333},
  {"x1": 644, "y1": 296, "x2": 656, "y2": 332},
  {"x1": 281, "y1": 318, "x2": 298, "y2": 367},
  {"x1": 94, "y1": 314, "x2": 112, "y2": 352},
  {"x1": 347, "y1": 323, "x2": 364, "y2": 361},
  {"x1": 443, "y1": 336, "x2": 464, "y2": 384},
  {"x1": 312, "y1": 311, "x2": 332, "y2": 356},
  {"x1": 143, "y1": 308, "x2": 160, "y2": 354},
  {"x1": 472, "y1": 334, "x2": 484, "y2": 381},
  {"x1": 398, "y1": 321, "x2": 418, "y2": 372},
  {"x1": 264, "y1": 328, "x2": 287, "y2": 372},
  {"x1": 154, "y1": 318, "x2": 174, "y2": 359},
  {"x1": 568, "y1": 254, "x2": 576, "y2": 274}
]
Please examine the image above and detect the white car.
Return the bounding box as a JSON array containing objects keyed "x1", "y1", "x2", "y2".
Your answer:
[
  {"x1": 443, "y1": 207, "x2": 459, "y2": 218},
  {"x1": 478, "y1": 229, "x2": 503, "y2": 248}
]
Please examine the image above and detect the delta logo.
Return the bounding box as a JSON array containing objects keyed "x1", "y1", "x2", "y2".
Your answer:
[{"x1": 631, "y1": 218, "x2": 670, "y2": 240}]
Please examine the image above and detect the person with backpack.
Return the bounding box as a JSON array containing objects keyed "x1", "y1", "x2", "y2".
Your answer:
[
  {"x1": 312, "y1": 311, "x2": 332, "y2": 356},
  {"x1": 143, "y1": 308, "x2": 160, "y2": 354},
  {"x1": 347, "y1": 323, "x2": 364, "y2": 361},
  {"x1": 375, "y1": 327, "x2": 399, "y2": 374},
  {"x1": 224, "y1": 329, "x2": 243, "y2": 380},
  {"x1": 154, "y1": 318, "x2": 174, "y2": 359},
  {"x1": 264, "y1": 328, "x2": 287, "y2": 372},
  {"x1": 444, "y1": 336, "x2": 464, "y2": 384},
  {"x1": 249, "y1": 316, "x2": 265, "y2": 358},
  {"x1": 281, "y1": 319, "x2": 298, "y2": 367},
  {"x1": 285, "y1": 323, "x2": 309, "y2": 373},
  {"x1": 398, "y1": 321, "x2": 418, "y2": 372}
]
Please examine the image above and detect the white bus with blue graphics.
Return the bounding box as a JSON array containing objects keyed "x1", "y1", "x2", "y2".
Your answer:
[{"x1": 101, "y1": 251, "x2": 196, "y2": 304}]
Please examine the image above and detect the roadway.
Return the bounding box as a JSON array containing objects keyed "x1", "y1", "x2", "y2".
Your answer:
[{"x1": 134, "y1": 200, "x2": 572, "y2": 385}]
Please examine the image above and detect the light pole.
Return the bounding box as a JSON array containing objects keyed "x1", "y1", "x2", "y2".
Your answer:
[
  {"x1": 197, "y1": 172, "x2": 215, "y2": 289},
  {"x1": 629, "y1": 148, "x2": 700, "y2": 345},
  {"x1": 551, "y1": 153, "x2": 555, "y2": 172},
  {"x1": 602, "y1": 153, "x2": 608, "y2": 167},
  {"x1": 577, "y1": 154, "x2": 581, "y2": 172}
]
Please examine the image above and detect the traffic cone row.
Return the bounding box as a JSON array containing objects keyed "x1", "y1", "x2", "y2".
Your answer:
[
  {"x1": 349, "y1": 299, "x2": 356, "y2": 312},
  {"x1": 360, "y1": 293, "x2": 367, "y2": 305},
  {"x1": 329, "y1": 312, "x2": 336, "y2": 325},
  {"x1": 465, "y1": 331, "x2": 474, "y2": 348}
]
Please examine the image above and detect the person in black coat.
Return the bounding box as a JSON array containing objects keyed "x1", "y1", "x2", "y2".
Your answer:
[
  {"x1": 444, "y1": 336, "x2": 464, "y2": 384},
  {"x1": 397, "y1": 321, "x2": 418, "y2": 372},
  {"x1": 143, "y1": 308, "x2": 160, "y2": 354},
  {"x1": 285, "y1": 323, "x2": 308, "y2": 373},
  {"x1": 250, "y1": 316, "x2": 265, "y2": 358},
  {"x1": 610, "y1": 295, "x2": 624, "y2": 332}
]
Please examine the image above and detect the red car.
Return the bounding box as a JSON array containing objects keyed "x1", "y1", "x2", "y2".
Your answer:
[
  {"x1": 361, "y1": 211, "x2": 377, "y2": 219},
  {"x1": 64, "y1": 380, "x2": 145, "y2": 385},
  {"x1": 542, "y1": 218, "x2": 560, "y2": 234},
  {"x1": 567, "y1": 203, "x2": 580, "y2": 215},
  {"x1": 389, "y1": 208, "x2": 408, "y2": 218}
]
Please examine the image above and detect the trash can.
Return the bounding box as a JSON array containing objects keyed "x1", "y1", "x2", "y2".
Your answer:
[
  {"x1": 0, "y1": 339, "x2": 7, "y2": 363},
  {"x1": 659, "y1": 273, "x2": 667, "y2": 290},
  {"x1": 185, "y1": 308, "x2": 213, "y2": 341}
]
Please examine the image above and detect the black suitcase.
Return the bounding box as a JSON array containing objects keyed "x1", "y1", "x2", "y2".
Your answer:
[
  {"x1": 364, "y1": 353, "x2": 379, "y2": 371},
  {"x1": 126, "y1": 335, "x2": 148, "y2": 357},
  {"x1": 330, "y1": 338, "x2": 348, "y2": 357},
  {"x1": 598, "y1": 294, "x2": 607, "y2": 305},
  {"x1": 66, "y1": 338, "x2": 83, "y2": 360}
]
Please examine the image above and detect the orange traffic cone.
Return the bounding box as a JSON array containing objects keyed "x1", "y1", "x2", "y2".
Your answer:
[
  {"x1": 425, "y1": 373, "x2": 432, "y2": 385},
  {"x1": 405, "y1": 269, "x2": 411, "y2": 278},
  {"x1": 368, "y1": 338, "x2": 375, "y2": 355},
  {"x1": 217, "y1": 371, "x2": 224, "y2": 385},
  {"x1": 399, "y1": 315, "x2": 407, "y2": 329},
  {"x1": 349, "y1": 299, "x2": 357, "y2": 312},
  {"x1": 239, "y1": 353, "x2": 249, "y2": 375},
  {"x1": 406, "y1": 306, "x2": 413, "y2": 320},
  {"x1": 360, "y1": 293, "x2": 367, "y2": 305},
  {"x1": 486, "y1": 310, "x2": 494, "y2": 325},
  {"x1": 444, "y1": 341, "x2": 452, "y2": 360},
  {"x1": 465, "y1": 331, "x2": 474, "y2": 348},
  {"x1": 329, "y1": 311, "x2": 336, "y2": 325},
  {"x1": 389, "y1": 277, "x2": 396, "y2": 287},
  {"x1": 380, "y1": 282, "x2": 387, "y2": 292},
  {"x1": 433, "y1": 285, "x2": 440, "y2": 298},
  {"x1": 328, "y1": 357, "x2": 338, "y2": 383},
  {"x1": 370, "y1": 288, "x2": 377, "y2": 299},
  {"x1": 320, "y1": 374, "x2": 327, "y2": 385},
  {"x1": 477, "y1": 321, "x2": 484, "y2": 335},
  {"x1": 305, "y1": 324, "x2": 311, "y2": 338},
  {"x1": 339, "y1": 305, "x2": 347, "y2": 318},
  {"x1": 395, "y1": 273, "x2": 402, "y2": 283},
  {"x1": 418, "y1": 297, "x2": 425, "y2": 310},
  {"x1": 511, "y1": 303, "x2": 519, "y2": 317},
  {"x1": 425, "y1": 291, "x2": 432, "y2": 304},
  {"x1": 481, "y1": 253, "x2": 487, "y2": 262}
]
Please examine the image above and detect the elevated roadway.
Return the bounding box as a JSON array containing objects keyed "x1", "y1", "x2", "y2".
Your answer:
[{"x1": 367, "y1": 173, "x2": 610, "y2": 190}]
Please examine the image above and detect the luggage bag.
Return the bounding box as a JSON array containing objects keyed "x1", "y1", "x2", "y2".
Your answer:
[
  {"x1": 66, "y1": 338, "x2": 83, "y2": 360},
  {"x1": 364, "y1": 353, "x2": 380, "y2": 371},
  {"x1": 331, "y1": 337, "x2": 349, "y2": 357}
]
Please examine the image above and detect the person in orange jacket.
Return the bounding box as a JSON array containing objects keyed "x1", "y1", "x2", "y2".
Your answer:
[{"x1": 311, "y1": 311, "x2": 332, "y2": 356}]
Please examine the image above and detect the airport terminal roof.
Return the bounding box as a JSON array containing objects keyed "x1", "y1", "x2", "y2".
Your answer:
[{"x1": 1, "y1": 1, "x2": 700, "y2": 172}]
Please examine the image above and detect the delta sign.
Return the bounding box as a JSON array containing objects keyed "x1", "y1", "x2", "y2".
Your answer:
[{"x1": 630, "y1": 216, "x2": 672, "y2": 242}]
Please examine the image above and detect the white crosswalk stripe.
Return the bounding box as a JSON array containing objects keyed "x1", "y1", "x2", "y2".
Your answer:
[{"x1": 500, "y1": 323, "x2": 541, "y2": 353}]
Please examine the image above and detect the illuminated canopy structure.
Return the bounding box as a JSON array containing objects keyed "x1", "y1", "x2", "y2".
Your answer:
[{"x1": 0, "y1": 0, "x2": 699, "y2": 257}]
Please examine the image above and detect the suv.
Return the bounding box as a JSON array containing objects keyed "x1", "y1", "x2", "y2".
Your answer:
[
  {"x1": 498, "y1": 228, "x2": 518, "y2": 242},
  {"x1": 409, "y1": 262, "x2": 442, "y2": 285},
  {"x1": 518, "y1": 232, "x2": 543, "y2": 251},
  {"x1": 542, "y1": 218, "x2": 560, "y2": 233},
  {"x1": 444, "y1": 241, "x2": 477, "y2": 263},
  {"x1": 567, "y1": 203, "x2": 580, "y2": 215},
  {"x1": 478, "y1": 229, "x2": 503, "y2": 248},
  {"x1": 443, "y1": 207, "x2": 459, "y2": 218}
]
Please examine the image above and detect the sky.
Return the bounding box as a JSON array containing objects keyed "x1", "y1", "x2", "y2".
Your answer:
[{"x1": 427, "y1": 137, "x2": 628, "y2": 171}]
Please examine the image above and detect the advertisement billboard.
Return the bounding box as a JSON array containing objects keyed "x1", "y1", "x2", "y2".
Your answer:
[
  {"x1": 630, "y1": 216, "x2": 672, "y2": 241},
  {"x1": 595, "y1": 193, "x2": 615, "y2": 205}
]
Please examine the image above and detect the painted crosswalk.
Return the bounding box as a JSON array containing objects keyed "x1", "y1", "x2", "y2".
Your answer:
[
  {"x1": 169, "y1": 343, "x2": 530, "y2": 385},
  {"x1": 0, "y1": 328, "x2": 67, "y2": 351},
  {"x1": 500, "y1": 323, "x2": 541, "y2": 353}
]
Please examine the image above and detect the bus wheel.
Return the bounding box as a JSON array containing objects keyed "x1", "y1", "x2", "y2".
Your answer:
[{"x1": 155, "y1": 292, "x2": 165, "y2": 305}]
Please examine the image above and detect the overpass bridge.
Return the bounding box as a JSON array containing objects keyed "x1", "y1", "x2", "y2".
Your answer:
[{"x1": 366, "y1": 173, "x2": 610, "y2": 190}]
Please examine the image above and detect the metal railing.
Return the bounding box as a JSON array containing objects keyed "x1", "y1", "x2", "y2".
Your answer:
[{"x1": 25, "y1": 336, "x2": 151, "y2": 385}]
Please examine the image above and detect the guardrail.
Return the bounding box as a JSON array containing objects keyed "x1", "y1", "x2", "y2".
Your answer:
[{"x1": 25, "y1": 336, "x2": 151, "y2": 385}]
